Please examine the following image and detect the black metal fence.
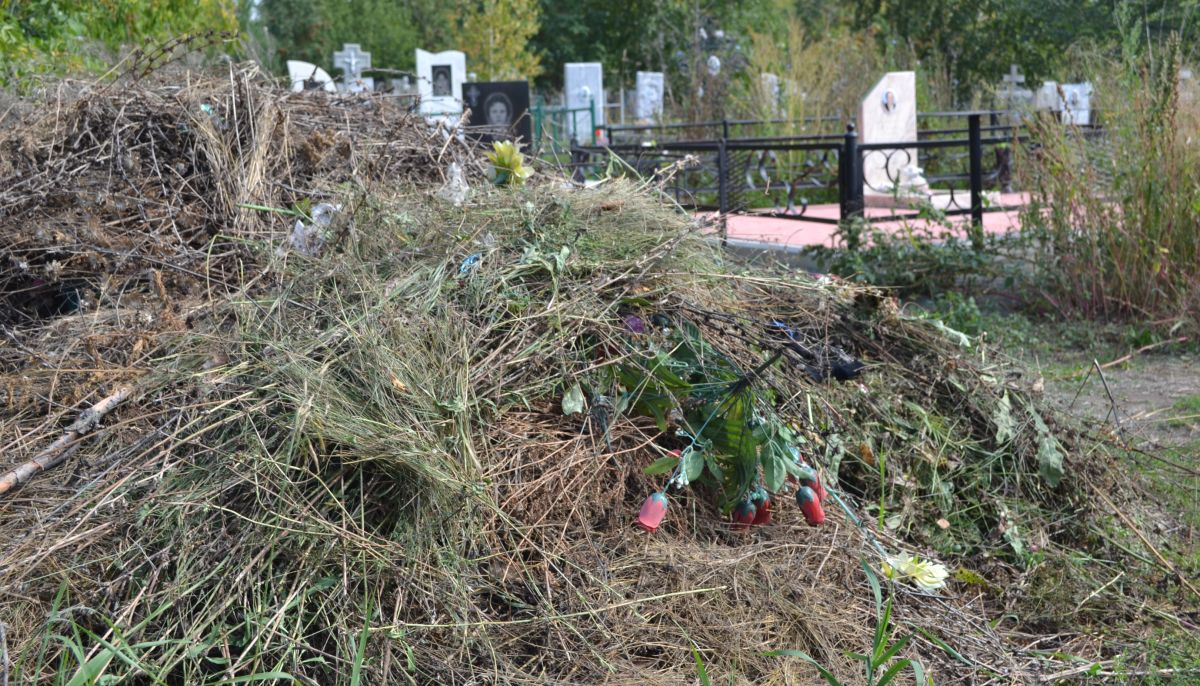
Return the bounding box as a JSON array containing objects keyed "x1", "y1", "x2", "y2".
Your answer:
[{"x1": 572, "y1": 113, "x2": 1023, "y2": 229}]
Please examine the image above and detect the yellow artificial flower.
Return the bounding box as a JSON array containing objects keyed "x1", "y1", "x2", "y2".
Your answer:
[{"x1": 882, "y1": 553, "x2": 949, "y2": 591}]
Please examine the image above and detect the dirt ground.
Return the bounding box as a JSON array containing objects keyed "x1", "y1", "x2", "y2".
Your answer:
[{"x1": 1041, "y1": 352, "x2": 1200, "y2": 450}]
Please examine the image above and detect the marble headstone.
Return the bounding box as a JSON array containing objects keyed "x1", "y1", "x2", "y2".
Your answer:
[
  {"x1": 464, "y1": 80, "x2": 532, "y2": 145},
  {"x1": 332, "y1": 43, "x2": 373, "y2": 92},
  {"x1": 565, "y1": 62, "x2": 604, "y2": 141},
  {"x1": 635, "y1": 71, "x2": 664, "y2": 122},
  {"x1": 1034, "y1": 81, "x2": 1061, "y2": 111},
  {"x1": 286, "y1": 61, "x2": 336, "y2": 93},
  {"x1": 760, "y1": 73, "x2": 781, "y2": 115},
  {"x1": 858, "y1": 71, "x2": 918, "y2": 194},
  {"x1": 417, "y1": 49, "x2": 467, "y2": 115},
  {"x1": 1060, "y1": 82, "x2": 1093, "y2": 126}
]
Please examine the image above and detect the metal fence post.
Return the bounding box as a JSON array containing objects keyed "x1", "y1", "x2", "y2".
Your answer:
[
  {"x1": 722, "y1": 119, "x2": 730, "y2": 140},
  {"x1": 839, "y1": 123, "x2": 863, "y2": 222},
  {"x1": 968, "y1": 113, "x2": 984, "y2": 244},
  {"x1": 717, "y1": 138, "x2": 729, "y2": 217}
]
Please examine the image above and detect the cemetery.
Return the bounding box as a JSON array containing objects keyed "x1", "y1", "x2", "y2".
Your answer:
[{"x1": 0, "y1": 5, "x2": 1198, "y2": 685}]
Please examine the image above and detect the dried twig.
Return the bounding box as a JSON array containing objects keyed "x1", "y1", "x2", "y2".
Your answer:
[
  {"x1": 1089, "y1": 483, "x2": 1200, "y2": 602},
  {"x1": 1099, "y1": 336, "x2": 1189, "y2": 369},
  {"x1": 0, "y1": 386, "x2": 133, "y2": 497}
]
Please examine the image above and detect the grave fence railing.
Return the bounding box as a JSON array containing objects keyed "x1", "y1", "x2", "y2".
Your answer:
[{"x1": 565, "y1": 113, "x2": 1054, "y2": 241}]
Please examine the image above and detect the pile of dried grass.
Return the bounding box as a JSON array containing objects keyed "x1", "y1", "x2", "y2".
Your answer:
[
  {"x1": 0, "y1": 63, "x2": 481, "y2": 415},
  {"x1": 0, "y1": 69, "x2": 1191, "y2": 685}
]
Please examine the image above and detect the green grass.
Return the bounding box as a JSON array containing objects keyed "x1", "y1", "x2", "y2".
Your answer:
[{"x1": 1168, "y1": 395, "x2": 1200, "y2": 428}]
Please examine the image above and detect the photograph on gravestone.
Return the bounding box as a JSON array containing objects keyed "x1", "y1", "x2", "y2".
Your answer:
[
  {"x1": 432, "y1": 66, "x2": 452, "y2": 97},
  {"x1": 464, "y1": 81, "x2": 532, "y2": 146}
]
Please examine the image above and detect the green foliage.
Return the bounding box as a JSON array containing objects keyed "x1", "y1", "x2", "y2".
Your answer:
[
  {"x1": 1017, "y1": 34, "x2": 1200, "y2": 333},
  {"x1": 256, "y1": 0, "x2": 423, "y2": 74},
  {"x1": 612, "y1": 320, "x2": 805, "y2": 510},
  {"x1": 0, "y1": 0, "x2": 237, "y2": 87},
  {"x1": 805, "y1": 219, "x2": 998, "y2": 298},
  {"x1": 453, "y1": 0, "x2": 542, "y2": 80}
]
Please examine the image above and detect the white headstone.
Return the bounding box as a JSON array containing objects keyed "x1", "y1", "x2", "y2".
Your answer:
[
  {"x1": 760, "y1": 73, "x2": 781, "y2": 115},
  {"x1": 416, "y1": 49, "x2": 467, "y2": 115},
  {"x1": 286, "y1": 61, "x2": 336, "y2": 93},
  {"x1": 635, "y1": 71, "x2": 664, "y2": 122},
  {"x1": 564, "y1": 62, "x2": 604, "y2": 140},
  {"x1": 1034, "y1": 81, "x2": 1060, "y2": 111},
  {"x1": 1060, "y1": 82, "x2": 1093, "y2": 126},
  {"x1": 332, "y1": 43, "x2": 371, "y2": 81},
  {"x1": 858, "y1": 71, "x2": 918, "y2": 194}
]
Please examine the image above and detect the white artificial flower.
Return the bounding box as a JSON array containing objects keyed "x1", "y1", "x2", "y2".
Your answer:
[{"x1": 882, "y1": 553, "x2": 949, "y2": 591}]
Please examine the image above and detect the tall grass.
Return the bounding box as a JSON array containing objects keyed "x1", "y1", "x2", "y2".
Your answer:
[{"x1": 1017, "y1": 37, "x2": 1200, "y2": 331}]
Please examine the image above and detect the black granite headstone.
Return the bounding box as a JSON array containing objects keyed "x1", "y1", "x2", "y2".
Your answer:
[{"x1": 463, "y1": 81, "x2": 532, "y2": 146}]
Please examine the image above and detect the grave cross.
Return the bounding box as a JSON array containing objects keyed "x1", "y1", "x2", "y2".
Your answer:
[
  {"x1": 333, "y1": 43, "x2": 371, "y2": 79},
  {"x1": 1002, "y1": 64, "x2": 1025, "y2": 103}
]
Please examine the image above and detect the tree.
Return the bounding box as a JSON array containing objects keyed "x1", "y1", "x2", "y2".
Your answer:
[
  {"x1": 1, "y1": 0, "x2": 238, "y2": 87},
  {"x1": 452, "y1": 0, "x2": 543, "y2": 80},
  {"x1": 257, "y1": 0, "x2": 421, "y2": 74}
]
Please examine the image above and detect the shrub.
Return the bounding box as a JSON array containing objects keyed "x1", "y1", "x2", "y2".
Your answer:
[{"x1": 1016, "y1": 36, "x2": 1199, "y2": 332}]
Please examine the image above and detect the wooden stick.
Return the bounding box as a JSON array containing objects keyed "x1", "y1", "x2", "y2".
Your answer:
[
  {"x1": 1090, "y1": 482, "x2": 1200, "y2": 603},
  {"x1": 1099, "y1": 336, "x2": 1189, "y2": 370},
  {"x1": 0, "y1": 386, "x2": 133, "y2": 498}
]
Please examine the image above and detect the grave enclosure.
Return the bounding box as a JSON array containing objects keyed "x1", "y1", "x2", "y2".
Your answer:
[{"x1": 287, "y1": 46, "x2": 1099, "y2": 237}]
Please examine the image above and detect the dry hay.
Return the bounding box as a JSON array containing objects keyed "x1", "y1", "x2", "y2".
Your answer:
[
  {"x1": 0, "y1": 63, "x2": 481, "y2": 417},
  {"x1": 0, "y1": 71, "x2": 1192, "y2": 686}
]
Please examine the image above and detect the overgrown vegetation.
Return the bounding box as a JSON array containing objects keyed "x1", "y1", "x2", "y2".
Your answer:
[
  {"x1": 2, "y1": 71, "x2": 1198, "y2": 684},
  {"x1": 1017, "y1": 36, "x2": 1199, "y2": 334}
]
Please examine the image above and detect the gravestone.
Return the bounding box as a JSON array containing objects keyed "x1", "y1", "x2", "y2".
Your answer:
[
  {"x1": 858, "y1": 71, "x2": 918, "y2": 196},
  {"x1": 635, "y1": 71, "x2": 664, "y2": 122},
  {"x1": 1000, "y1": 64, "x2": 1032, "y2": 110},
  {"x1": 333, "y1": 43, "x2": 373, "y2": 92},
  {"x1": 1060, "y1": 83, "x2": 1093, "y2": 126},
  {"x1": 1034, "y1": 81, "x2": 1061, "y2": 111},
  {"x1": 464, "y1": 81, "x2": 532, "y2": 145},
  {"x1": 760, "y1": 73, "x2": 781, "y2": 115},
  {"x1": 564, "y1": 62, "x2": 604, "y2": 141},
  {"x1": 286, "y1": 61, "x2": 336, "y2": 93},
  {"x1": 417, "y1": 49, "x2": 467, "y2": 115}
]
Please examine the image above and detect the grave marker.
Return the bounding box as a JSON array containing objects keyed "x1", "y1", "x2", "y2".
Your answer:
[
  {"x1": 286, "y1": 61, "x2": 336, "y2": 93},
  {"x1": 464, "y1": 80, "x2": 532, "y2": 145},
  {"x1": 417, "y1": 49, "x2": 467, "y2": 115},
  {"x1": 635, "y1": 71, "x2": 664, "y2": 122},
  {"x1": 858, "y1": 71, "x2": 917, "y2": 195},
  {"x1": 565, "y1": 62, "x2": 604, "y2": 141},
  {"x1": 1060, "y1": 83, "x2": 1093, "y2": 126},
  {"x1": 332, "y1": 43, "x2": 373, "y2": 91}
]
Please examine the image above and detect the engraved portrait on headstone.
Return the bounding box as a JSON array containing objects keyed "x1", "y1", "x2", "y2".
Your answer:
[{"x1": 432, "y1": 66, "x2": 452, "y2": 97}]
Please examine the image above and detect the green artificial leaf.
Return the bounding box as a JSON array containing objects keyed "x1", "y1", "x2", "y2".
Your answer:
[
  {"x1": 993, "y1": 392, "x2": 1016, "y2": 444},
  {"x1": 1027, "y1": 404, "x2": 1065, "y2": 487},
  {"x1": 1037, "y1": 435, "x2": 1064, "y2": 487},
  {"x1": 562, "y1": 382, "x2": 585, "y2": 416},
  {"x1": 644, "y1": 456, "x2": 679, "y2": 475},
  {"x1": 762, "y1": 444, "x2": 787, "y2": 492},
  {"x1": 705, "y1": 454, "x2": 724, "y2": 481},
  {"x1": 683, "y1": 449, "x2": 705, "y2": 482}
]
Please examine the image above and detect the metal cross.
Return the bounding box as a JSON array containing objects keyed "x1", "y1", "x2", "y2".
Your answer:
[{"x1": 332, "y1": 43, "x2": 371, "y2": 79}]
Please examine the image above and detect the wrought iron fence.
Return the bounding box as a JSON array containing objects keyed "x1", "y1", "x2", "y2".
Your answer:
[{"x1": 570, "y1": 113, "x2": 1029, "y2": 230}]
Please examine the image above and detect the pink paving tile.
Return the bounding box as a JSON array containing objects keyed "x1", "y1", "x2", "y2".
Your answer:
[{"x1": 711, "y1": 193, "x2": 1030, "y2": 249}]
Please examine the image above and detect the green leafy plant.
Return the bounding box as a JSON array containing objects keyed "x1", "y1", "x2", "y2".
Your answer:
[
  {"x1": 486, "y1": 140, "x2": 534, "y2": 187},
  {"x1": 765, "y1": 561, "x2": 929, "y2": 686}
]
